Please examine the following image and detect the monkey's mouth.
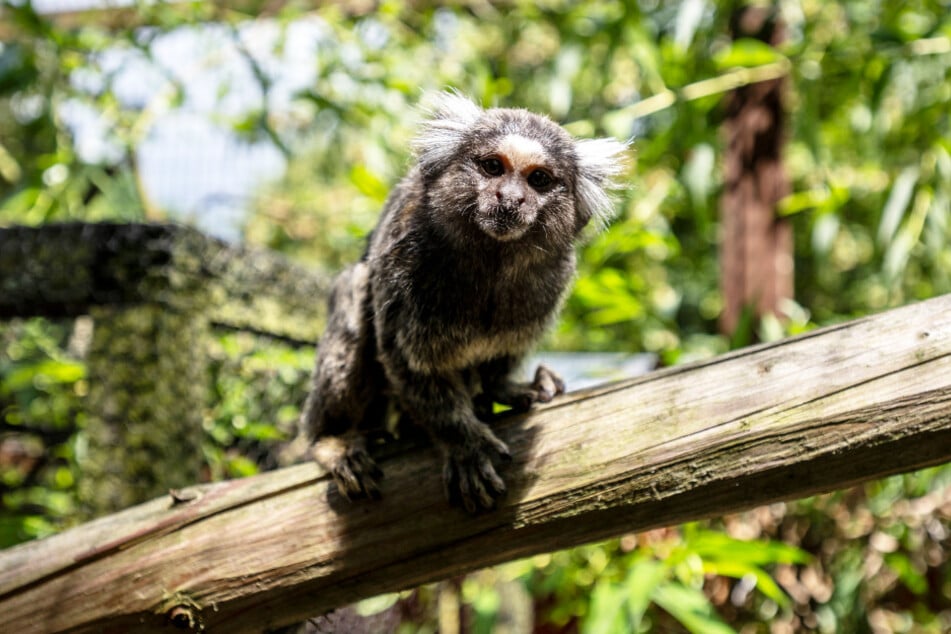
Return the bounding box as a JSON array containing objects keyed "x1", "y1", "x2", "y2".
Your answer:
[{"x1": 477, "y1": 207, "x2": 534, "y2": 241}]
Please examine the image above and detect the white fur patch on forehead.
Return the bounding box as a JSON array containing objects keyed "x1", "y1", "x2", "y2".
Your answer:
[{"x1": 496, "y1": 134, "x2": 549, "y2": 171}]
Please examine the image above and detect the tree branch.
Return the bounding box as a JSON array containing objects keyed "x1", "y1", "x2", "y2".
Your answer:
[{"x1": 1, "y1": 295, "x2": 950, "y2": 632}]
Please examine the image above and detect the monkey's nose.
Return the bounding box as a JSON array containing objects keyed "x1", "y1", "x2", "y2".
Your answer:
[{"x1": 495, "y1": 189, "x2": 525, "y2": 207}]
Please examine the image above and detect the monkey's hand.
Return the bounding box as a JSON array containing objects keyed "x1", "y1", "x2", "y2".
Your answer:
[
  {"x1": 441, "y1": 424, "x2": 512, "y2": 514},
  {"x1": 480, "y1": 364, "x2": 566, "y2": 415},
  {"x1": 312, "y1": 433, "x2": 383, "y2": 500}
]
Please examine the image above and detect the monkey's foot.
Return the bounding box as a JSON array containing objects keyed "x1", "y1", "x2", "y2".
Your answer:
[
  {"x1": 312, "y1": 435, "x2": 383, "y2": 500},
  {"x1": 530, "y1": 364, "x2": 566, "y2": 402},
  {"x1": 442, "y1": 428, "x2": 511, "y2": 514},
  {"x1": 485, "y1": 364, "x2": 566, "y2": 414}
]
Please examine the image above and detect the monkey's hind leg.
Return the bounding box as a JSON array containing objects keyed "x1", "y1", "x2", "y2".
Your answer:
[{"x1": 301, "y1": 262, "x2": 385, "y2": 500}]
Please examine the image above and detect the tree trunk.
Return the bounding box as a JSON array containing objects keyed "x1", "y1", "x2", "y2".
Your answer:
[{"x1": 720, "y1": 5, "x2": 793, "y2": 335}]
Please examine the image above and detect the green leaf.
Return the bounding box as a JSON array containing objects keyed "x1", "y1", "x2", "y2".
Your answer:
[
  {"x1": 225, "y1": 455, "x2": 259, "y2": 478},
  {"x1": 778, "y1": 188, "x2": 831, "y2": 216},
  {"x1": 354, "y1": 592, "x2": 400, "y2": 616},
  {"x1": 701, "y1": 560, "x2": 791, "y2": 608},
  {"x1": 0, "y1": 187, "x2": 41, "y2": 218},
  {"x1": 652, "y1": 582, "x2": 736, "y2": 634},
  {"x1": 685, "y1": 529, "x2": 811, "y2": 567},
  {"x1": 349, "y1": 164, "x2": 389, "y2": 202},
  {"x1": 233, "y1": 422, "x2": 285, "y2": 441},
  {"x1": 877, "y1": 166, "x2": 919, "y2": 246},
  {"x1": 884, "y1": 552, "x2": 928, "y2": 596},
  {"x1": 713, "y1": 38, "x2": 784, "y2": 70},
  {"x1": 729, "y1": 305, "x2": 756, "y2": 350},
  {"x1": 470, "y1": 585, "x2": 501, "y2": 634},
  {"x1": 2, "y1": 359, "x2": 86, "y2": 393},
  {"x1": 623, "y1": 556, "x2": 669, "y2": 629},
  {"x1": 582, "y1": 581, "x2": 628, "y2": 634}
]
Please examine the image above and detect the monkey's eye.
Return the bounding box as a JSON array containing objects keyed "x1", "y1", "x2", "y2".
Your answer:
[
  {"x1": 478, "y1": 157, "x2": 505, "y2": 177},
  {"x1": 527, "y1": 169, "x2": 554, "y2": 191}
]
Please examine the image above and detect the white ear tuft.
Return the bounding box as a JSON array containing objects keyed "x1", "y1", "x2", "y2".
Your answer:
[
  {"x1": 574, "y1": 137, "x2": 629, "y2": 231},
  {"x1": 412, "y1": 91, "x2": 483, "y2": 175}
]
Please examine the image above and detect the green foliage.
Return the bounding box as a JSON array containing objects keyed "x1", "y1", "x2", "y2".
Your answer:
[
  {"x1": 0, "y1": 3, "x2": 150, "y2": 225},
  {"x1": 779, "y1": 466, "x2": 951, "y2": 633},
  {"x1": 521, "y1": 526, "x2": 811, "y2": 632},
  {"x1": 0, "y1": 320, "x2": 314, "y2": 546},
  {"x1": 202, "y1": 331, "x2": 313, "y2": 480},
  {"x1": 785, "y1": 1, "x2": 951, "y2": 322},
  {"x1": 0, "y1": 319, "x2": 83, "y2": 546}
]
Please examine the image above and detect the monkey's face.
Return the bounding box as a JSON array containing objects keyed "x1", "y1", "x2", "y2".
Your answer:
[
  {"x1": 425, "y1": 111, "x2": 581, "y2": 248},
  {"x1": 468, "y1": 132, "x2": 568, "y2": 242},
  {"x1": 414, "y1": 93, "x2": 626, "y2": 247}
]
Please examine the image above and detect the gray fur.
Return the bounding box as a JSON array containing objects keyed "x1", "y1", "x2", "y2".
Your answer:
[{"x1": 301, "y1": 93, "x2": 626, "y2": 512}]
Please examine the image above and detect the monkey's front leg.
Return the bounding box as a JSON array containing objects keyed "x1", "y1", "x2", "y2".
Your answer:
[{"x1": 397, "y1": 370, "x2": 512, "y2": 513}]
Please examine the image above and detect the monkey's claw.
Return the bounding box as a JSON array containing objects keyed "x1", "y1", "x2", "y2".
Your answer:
[
  {"x1": 332, "y1": 447, "x2": 384, "y2": 500},
  {"x1": 312, "y1": 436, "x2": 383, "y2": 500}
]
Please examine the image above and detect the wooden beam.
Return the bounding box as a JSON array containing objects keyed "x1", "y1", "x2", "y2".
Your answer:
[{"x1": 2, "y1": 294, "x2": 950, "y2": 632}]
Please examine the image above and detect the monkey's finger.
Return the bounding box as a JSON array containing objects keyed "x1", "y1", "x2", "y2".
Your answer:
[
  {"x1": 469, "y1": 472, "x2": 496, "y2": 511},
  {"x1": 478, "y1": 456, "x2": 507, "y2": 499},
  {"x1": 492, "y1": 439, "x2": 513, "y2": 463},
  {"x1": 481, "y1": 438, "x2": 512, "y2": 463},
  {"x1": 345, "y1": 454, "x2": 383, "y2": 499},
  {"x1": 350, "y1": 450, "x2": 384, "y2": 482},
  {"x1": 533, "y1": 365, "x2": 566, "y2": 400},
  {"x1": 332, "y1": 470, "x2": 359, "y2": 501},
  {"x1": 360, "y1": 476, "x2": 382, "y2": 500},
  {"x1": 465, "y1": 456, "x2": 504, "y2": 509},
  {"x1": 457, "y1": 468, "x2": 479, "y2": 515},
  {"x1": 479, "y1": 430, "x2": 511, "y2": 462},
  {"x1": 443, "y1": 459, "x2": 462, "y2": 507},
  {"x1": 510, "y1": 391, "x2": 535, "y2": 412},
  {"x1": 533, "y1": 385, "x2": 555, "y2": 402},
  {"x1": 532, "y1": 387, "x2": 554, "y2": 404},
  {"x1": 463, "y1": 463, "x2": 500, "y2": 512},
  {"x1": 349, "y1": 459, "x2": 380, "y2": 495}
]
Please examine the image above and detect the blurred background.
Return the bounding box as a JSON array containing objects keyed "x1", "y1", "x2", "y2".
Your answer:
[{"x1": 1, "y1": 0, "x2": 949, "y2": 632}]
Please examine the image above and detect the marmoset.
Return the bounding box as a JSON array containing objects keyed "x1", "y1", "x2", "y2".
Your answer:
[{"x1": 301, "y1": 92, "x2": 626, "y2": 513}]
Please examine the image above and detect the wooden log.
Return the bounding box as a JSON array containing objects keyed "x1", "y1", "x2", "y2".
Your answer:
[
  {"x1": 2, "y1": 294, "x2": 951, "y2": 633},
  {"x1": 0, "y1": 222, "x2": 330, "y2": 344}
]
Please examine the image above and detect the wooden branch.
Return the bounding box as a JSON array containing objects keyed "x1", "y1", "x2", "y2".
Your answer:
[
  {"x1": 3, "y1": 295, "x2": 951, "y2": 633},
  {"x1": 0, "y1": 223, "x2": 330, "y2": 344}
]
